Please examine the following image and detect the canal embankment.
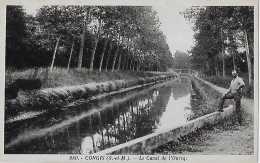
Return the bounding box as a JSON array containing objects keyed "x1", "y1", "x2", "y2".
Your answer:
[
  {"x1": 5, "y1": 71, "x2": 177, "y2": 119},
  {"x1": 5, "y1": 68, "x2": 177, "y2": 89},
  {"x1": 189, "y1": 75, "x2": 232, "y2": 119}
]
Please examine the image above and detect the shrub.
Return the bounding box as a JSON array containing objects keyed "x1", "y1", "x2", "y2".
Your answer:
[
  {"x1": 5, "y1": 85, "x2": 19, "y2": 99},
  {"x1": 14, "y1": 79, "x2": 42, "y2": 90},
  {"x1": 108, "y1": 82, "x2": 117, "y2": 92}
]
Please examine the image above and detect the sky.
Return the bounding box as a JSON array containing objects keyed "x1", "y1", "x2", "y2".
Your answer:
[
  {"x1": 22, "y1": 2, "x2": 43, "y2": 16},
  {"x1": 22, "y1": 4, "x2": 195, "y2": 57},
  {"x1": 152, "y1": 5, "x2": 195, "y2": 56}
]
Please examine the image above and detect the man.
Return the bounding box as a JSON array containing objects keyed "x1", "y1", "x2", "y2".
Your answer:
[{"x1": 217, "y1": 70, "x2": 245, "y2": 125}]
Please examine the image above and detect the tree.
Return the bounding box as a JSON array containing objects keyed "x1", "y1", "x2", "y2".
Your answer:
[
  {"x1": 183, "y1": 6, "x2": 253, "y2": 80},
  {"x1": 173, "y1": 51, "x2": 190, "y2": 69},
  {"x1": 50, "y1": 34, "x2": 61, "y2": 71},
  {"x1": 36, "y1": 6, "x2": 77, "y2": 69},
  {"x1": 89, "y1": 7, "x2": 104, "y2": 71},
  {"x1": 98, "y1": 34, "x2": 109, "y2": 71},
  {"x1": 234, "y1": 7, "x2": 254, "y2": 86},
  {"x1": 77, "y1": 7, "x2": 90, "y2": 69},
  {"x1": 111, "y1": 34, "x2": 121, "y2": 72},
  {"x1": 67, "y1": 39, "x2": 75, "y2": 70},
  {"x1": 6, "y1": 6, "x2": 28, "y2": 67},
  {"x1": 6, "y1": 5, "x2": 174, "y2": 72},
  {"x1": 104, "y1": 40, "x2": 113, "y2": 71}
]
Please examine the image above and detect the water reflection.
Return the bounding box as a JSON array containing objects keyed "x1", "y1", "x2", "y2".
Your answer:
[
  {"x1": 5, "y1": 77, "x2": 196, "y2": 154},
  {"x1": 155, "y1": 94, "x2": 192, "y2": 132}
]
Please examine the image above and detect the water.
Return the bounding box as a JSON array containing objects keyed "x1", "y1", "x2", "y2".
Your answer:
[{"x1": 5, "y1": 76, "x2": 198, "y2": 154}]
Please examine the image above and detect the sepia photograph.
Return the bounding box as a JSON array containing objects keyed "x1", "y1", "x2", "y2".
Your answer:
[{"x1": 1, "y1": 0, "x2": 258, "y2": 162}]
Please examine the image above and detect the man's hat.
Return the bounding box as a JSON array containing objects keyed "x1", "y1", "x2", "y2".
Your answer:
[{"x1": 232, "y1": 70, "x2": 237, "y2": 74}]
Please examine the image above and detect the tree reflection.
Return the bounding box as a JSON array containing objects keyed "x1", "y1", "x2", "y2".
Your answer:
[{"x1": 5, "y1": 78, "x2": 196, "y2": 154}]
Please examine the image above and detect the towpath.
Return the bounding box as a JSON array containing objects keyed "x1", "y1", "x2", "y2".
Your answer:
[{"x1": 180, "y1": 77, "x2": 255, "y2": 155}]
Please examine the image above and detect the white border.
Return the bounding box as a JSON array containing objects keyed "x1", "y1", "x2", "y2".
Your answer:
[{"x1": 0, "y1": 0, "x2": 258, "y2": 162}]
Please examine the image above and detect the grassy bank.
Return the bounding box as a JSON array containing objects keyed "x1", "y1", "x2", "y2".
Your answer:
[
  {"x1": 200, "y1": 75, "x2": 253, "y2": 98},
  {"x1": 5, "y1": 67, "x2": 177, "y2": 119},
  {"x1": 5, "y1": 67, "x2": 177, "y2": 89},
  {"x1": 189, "y1": 76, "x2": 233, "y2": 119}
]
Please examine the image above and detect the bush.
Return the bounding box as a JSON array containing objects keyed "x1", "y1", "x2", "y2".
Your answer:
[
  {"x1": 13, "y1": 79, "x2": 42, "y2": 90},
  {"x1": 5, "y1": 85, "x2": 19, "y2": 99}
]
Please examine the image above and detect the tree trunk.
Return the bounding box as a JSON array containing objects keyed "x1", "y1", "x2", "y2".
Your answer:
[
  {"x1": 122, "y1": 38, "x2": 131, "y2": 70},
  {"x1": 78, "y1": 28, "x2": 85, "y2": 69},
  {"x1": 67, "y1": 40, "x2": 74, "y2": 71},
  {"x1": 89, "y1": 18, "x2": 102, "y2": 71},
  {"x1": 111, "y1": 45, "x2": 120, "y2": 72},
  {"x1": 215, "y1": 64, "x2": 219, "y2": 76},
  {"x1": 121, "y1": 53, "x2": 127, "y2": 70},
  {"x1": 131, "y1": 61, "x2": 135, "y2": 70},
  {"x1": 129, "y1": 49, "x2": 136, "y2": 70},
  {"x1": 221, "y1": 28, "x2": 226, "y2": 77},
  {"x1": 222, "y1": 57, "x2": 226, "y2": 77},
  {"x1": 50, "y1": 35, "x2": 61, "y2": 71},
  {"x1": 214, "y1": 56, "x2": 219, "y2": 76},
  {"x1": 136, "y1": 59, "x2": 140, "y2": 71},
  {"x1": 247, "y1": 31, "x2": 254, "y2": 54},
  {"x1": 128, "y1": 56, "x2": 132, "y2": 70},
  {"x1": 104, "y1": 41, "x2": 113, "y2": 72},
  {"x1": 116, "y1": 38, "x2": 124, "y2": 71},
  {"x1": 89, "y1": 37, "x2": 99, "y2": 71},
  {"x1": 111, "y1": 35, "x2": 121, "y2": 72},
  {"x1": 129, "y1": 56, "x2": 134, "y2": 70},
  {"x1": 116, "y1": 47, "x2": 122, "y2": 70},
  {"x1": 214, "y1": 63, "x2": 218, "y2": 76},
  {"x1": 98, "y1": 35, "x2": 108, "y2": 72},
  {"x1": 122, "y1": 51, "x2": 128, "y2": 70},
  {"x1": 125, "y1": 55, "x2": 130, "y2": 70},
  {"x1": 244, "y1": 29, "x2": 253, "y2": 86},
  {"x1": 231, "y1": 46, "x2": 237, "y2": 70},
  {"x1": 78, "y1": 11, "x2": 90, "y2": 69}
]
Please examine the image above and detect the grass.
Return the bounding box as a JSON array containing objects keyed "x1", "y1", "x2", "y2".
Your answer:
[
  {"x1": 5, "y1": 67, "x2": 176, "y2": 89},
  {"x1": 201, "y1": 75, "x2": 253, "y2": 98},
  {"x1": 189, "y1": 76, "x2": 233, "y2": 119}
]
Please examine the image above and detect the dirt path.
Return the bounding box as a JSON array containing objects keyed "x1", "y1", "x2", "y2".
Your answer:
[{"x1": 180, "y1": 77, "x2": 255, "y2": 155}]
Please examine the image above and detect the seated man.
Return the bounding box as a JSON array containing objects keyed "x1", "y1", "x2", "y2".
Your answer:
[{"x1": 218, "y1": 70, "x2": 245, "y2": 125}]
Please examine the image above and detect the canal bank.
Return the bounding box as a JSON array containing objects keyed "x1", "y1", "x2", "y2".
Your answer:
[{"x1": 5, "y1": 72, "x2": 176, "y2": 119}]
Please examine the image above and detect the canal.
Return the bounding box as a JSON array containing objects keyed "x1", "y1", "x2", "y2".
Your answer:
[{"x1": 5, "y1": 76, "x2": 200, "y2": 154}]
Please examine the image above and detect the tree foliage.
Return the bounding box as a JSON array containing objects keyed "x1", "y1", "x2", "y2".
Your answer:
[
  {"x1": 183, "y1": 6, "x2": 254, "y2": 82},
  {"x1": 6, "y1": 5, "x2": 174, "y2": 72},
  {"x1": 172, "y1": 51, "x2": 190, "y2": 69}
]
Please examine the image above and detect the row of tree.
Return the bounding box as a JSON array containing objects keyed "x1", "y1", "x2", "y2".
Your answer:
[
  {"x1": 6, "y1": 6, "x2": 174, "y2": 72},
  {"x1": 182, "y1": 6, "x2": 254, "y2": 86},
  {"x1": 172, "y1": 50, "x2": 191, "y2": 69}
]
